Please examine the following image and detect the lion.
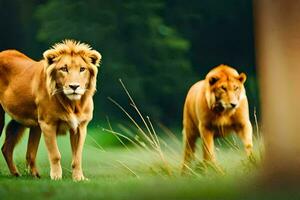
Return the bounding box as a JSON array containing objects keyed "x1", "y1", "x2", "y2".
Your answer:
[
  {"x1": 0, "y1": 40, "x2": 101, "y2": 181},
  {"x1": 181, "y1": 64, "x2": 253, "y2": 172}
]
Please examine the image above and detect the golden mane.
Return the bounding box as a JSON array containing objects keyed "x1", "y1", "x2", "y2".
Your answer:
[
  {"x1": 43, "y1": 39, "x2": 101, "y2": 66},
  {"x1": 43, "y1": 40, "x2": 102, "y2": 96}
]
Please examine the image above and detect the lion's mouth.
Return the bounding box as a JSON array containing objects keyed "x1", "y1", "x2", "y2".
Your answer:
[
  {"x1": 63, "y1": 89, "x2": 85, "y2": 95},
  {"x1": 212, "y1": 105, "x2": 224, "y2": 113},
  {"x1": 66, "y1": 93, "x2": 82, "y2": 100},
  {"x1": 68, "y1": 92, "x2": 81, "y2": 97},
  {"x1": 64, "y1": 91, "x2": 80, "y2": 96},
  {"x1": 212, "y1": 103, "x2": 225, "y2": 113},
  {"x1": 64, "y1": 91, "x2": 82, "y2": 100},
  {"x1": 212, "y1": 102, "x2": 238, "y2": 113},
  {"x1": 63, "y1": 87, "x2": 86, "y2": 100}
]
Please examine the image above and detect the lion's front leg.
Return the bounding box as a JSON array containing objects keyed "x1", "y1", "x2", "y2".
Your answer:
[
  {"x1": 40, "y1": 122, "x2": 62, "y2": 180},
  {"x1": 199, "y1": 125, "x2": 216, "y2": 162},
  {"x1": 70, "y1": 122, "x2": 88, "y2": 181},
  {"x1": 237, "y1": 121, "x2": 253, "y2": 157}
]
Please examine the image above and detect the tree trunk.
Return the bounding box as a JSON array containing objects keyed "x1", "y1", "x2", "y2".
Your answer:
[{"x1": 254, "y1": 0, "x2": 300, "y2": 187}]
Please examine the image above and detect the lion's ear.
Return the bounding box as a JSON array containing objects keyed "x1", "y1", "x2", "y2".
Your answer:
[
  {"x1": 43, "y1": 50, "x2": 57, "y2": 65},
  {"x1": 238, "y1": 73, "x2": 247, "y2": 84},
  {"x1": 89, "y1": 50, "x2": 102, "y2": 66},
  {"x1": 209, "y1": 76, "x2": 219, "y2": 85}
]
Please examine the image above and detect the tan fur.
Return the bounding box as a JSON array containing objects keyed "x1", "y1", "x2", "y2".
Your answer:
[
  {"x1": 0, "y1": 40, "x2": 101, "y2": 181},
  {"x1": 181, "y1": 65, "x2": 253, "y2": 172}
]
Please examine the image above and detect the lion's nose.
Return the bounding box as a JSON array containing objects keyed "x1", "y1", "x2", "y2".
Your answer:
[
  {"x1": 230, "y1": 103, "x2": 237, "y2": 108},
  {"x1": 69, "y1": 84, "x2": 80, "y2": 91}
]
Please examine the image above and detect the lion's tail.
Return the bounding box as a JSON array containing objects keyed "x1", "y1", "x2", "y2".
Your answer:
[{"x1": 0, "y1": 105, "x2": 4, "y2": 137}]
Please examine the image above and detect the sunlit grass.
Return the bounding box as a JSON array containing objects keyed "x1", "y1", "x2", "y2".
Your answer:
[{"x1": 0, "y1": 125, "x2": 264, "y2": 200}]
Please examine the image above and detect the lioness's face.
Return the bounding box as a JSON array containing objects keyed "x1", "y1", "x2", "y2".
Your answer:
[
  {"x1": 54, "y1": 55, "x2": 91, "y2": 100},
  {"x1": 207, "y1": 73, "x2": 246, "y2": 112}
]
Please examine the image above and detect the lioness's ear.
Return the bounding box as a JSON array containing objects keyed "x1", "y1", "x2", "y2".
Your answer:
[
  {"x1": 238, "y1": 73, "x2": 247, "y2": 84},
  {"x1": 89, "y1": 50, "x2": 102, "y2": 66},
  {"x1": 43, "y1": 50, "x2": 56, "y2": 65},
  {"x1": 209, "y1": 76, "x2": 219, "y2": 85}
]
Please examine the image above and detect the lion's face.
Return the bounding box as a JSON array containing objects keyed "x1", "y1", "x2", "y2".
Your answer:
[
  {"x1": 206, "y1": 72, "x2": 246, "y2": 113},
  {"x1": 53, "y1": 55, "x2": 92, "y2": 100},
  {"x1": 43, "y1": 40, "x2": 101, "y2": 101}
]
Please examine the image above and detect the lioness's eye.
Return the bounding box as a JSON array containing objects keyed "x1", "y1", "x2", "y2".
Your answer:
[
  {"x1": 80, "y1": 67, "x2": 86, "y2": 72},
  {"x1": 221, "y1": 86, "x2": 227, "y2": 91},
  {"x1": 60, "y1": 66, "x2": 68, "y2": 72},
  {"x1": 234, "y1": 86, "x2": 239, "y2": 91}
]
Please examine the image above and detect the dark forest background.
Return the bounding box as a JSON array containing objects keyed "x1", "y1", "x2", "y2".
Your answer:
[{"x1": 0, "y1": 0, "x2": 258, "y2": 126}]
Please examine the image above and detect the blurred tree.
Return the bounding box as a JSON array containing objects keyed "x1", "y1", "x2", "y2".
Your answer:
[
  {"x1": 165, "y1": 0, "x2": 255, "y2": 75},
  {"x1": 255, "y1": 0, "x2": 300, "y2": 188},
  {"x1": 35, "y1": 0, "x2": 195, "y2": 124},
  {"x1": 0, "y1": 0, "x2": 23, "y2": 50}
]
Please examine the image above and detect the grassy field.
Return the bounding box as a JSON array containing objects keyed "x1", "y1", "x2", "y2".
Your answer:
[{"x1": 0, "y1": 122, "x2": 283, "y2": 200}]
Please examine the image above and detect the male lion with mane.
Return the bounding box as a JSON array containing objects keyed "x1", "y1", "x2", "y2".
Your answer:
[
  {"x1": 0, "y1": 40, "x2": 101, "y2": 181},
  {"x1": 181, "y1": 65, "x2": 253, "y2": 173}
]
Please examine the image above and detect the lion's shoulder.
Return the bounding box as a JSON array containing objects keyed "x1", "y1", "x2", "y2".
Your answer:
[
  {"x1": 189, "y1": 80, "x2": 205, "y2": 95},
  {"x1": 184, "y1": 80, "x2": 206, "y2": 114}
]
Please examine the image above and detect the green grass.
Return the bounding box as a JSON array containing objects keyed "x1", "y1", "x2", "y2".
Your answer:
[
  {"x1": 0, "y1": 125, "x2": 254, "y2": 199},
  {"x1": 0, "y1": 126, "x2": 299, "y2": 200}
]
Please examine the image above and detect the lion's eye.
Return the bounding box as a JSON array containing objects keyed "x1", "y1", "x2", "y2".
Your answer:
[
  {"x1": 80, "y1": 67, "x2": 86, "y2": 72},
  {"x1": 221, "y1": 86, "x2": 227, "y2": 91},
  {"x1": 234, "y1": 86, "x2": 239, "y2": 91},
  {"x1": 60, "y1": 66, "x2": 68, "y2": 72}
]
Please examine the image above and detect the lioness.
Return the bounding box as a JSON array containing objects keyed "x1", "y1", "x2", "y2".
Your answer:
[
  {"x1": 0, "y1": 40, "x2": 101, "y2": 181},
  {"x1": 181, "y1": 65, "x2": 253, "y2": 172}
]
